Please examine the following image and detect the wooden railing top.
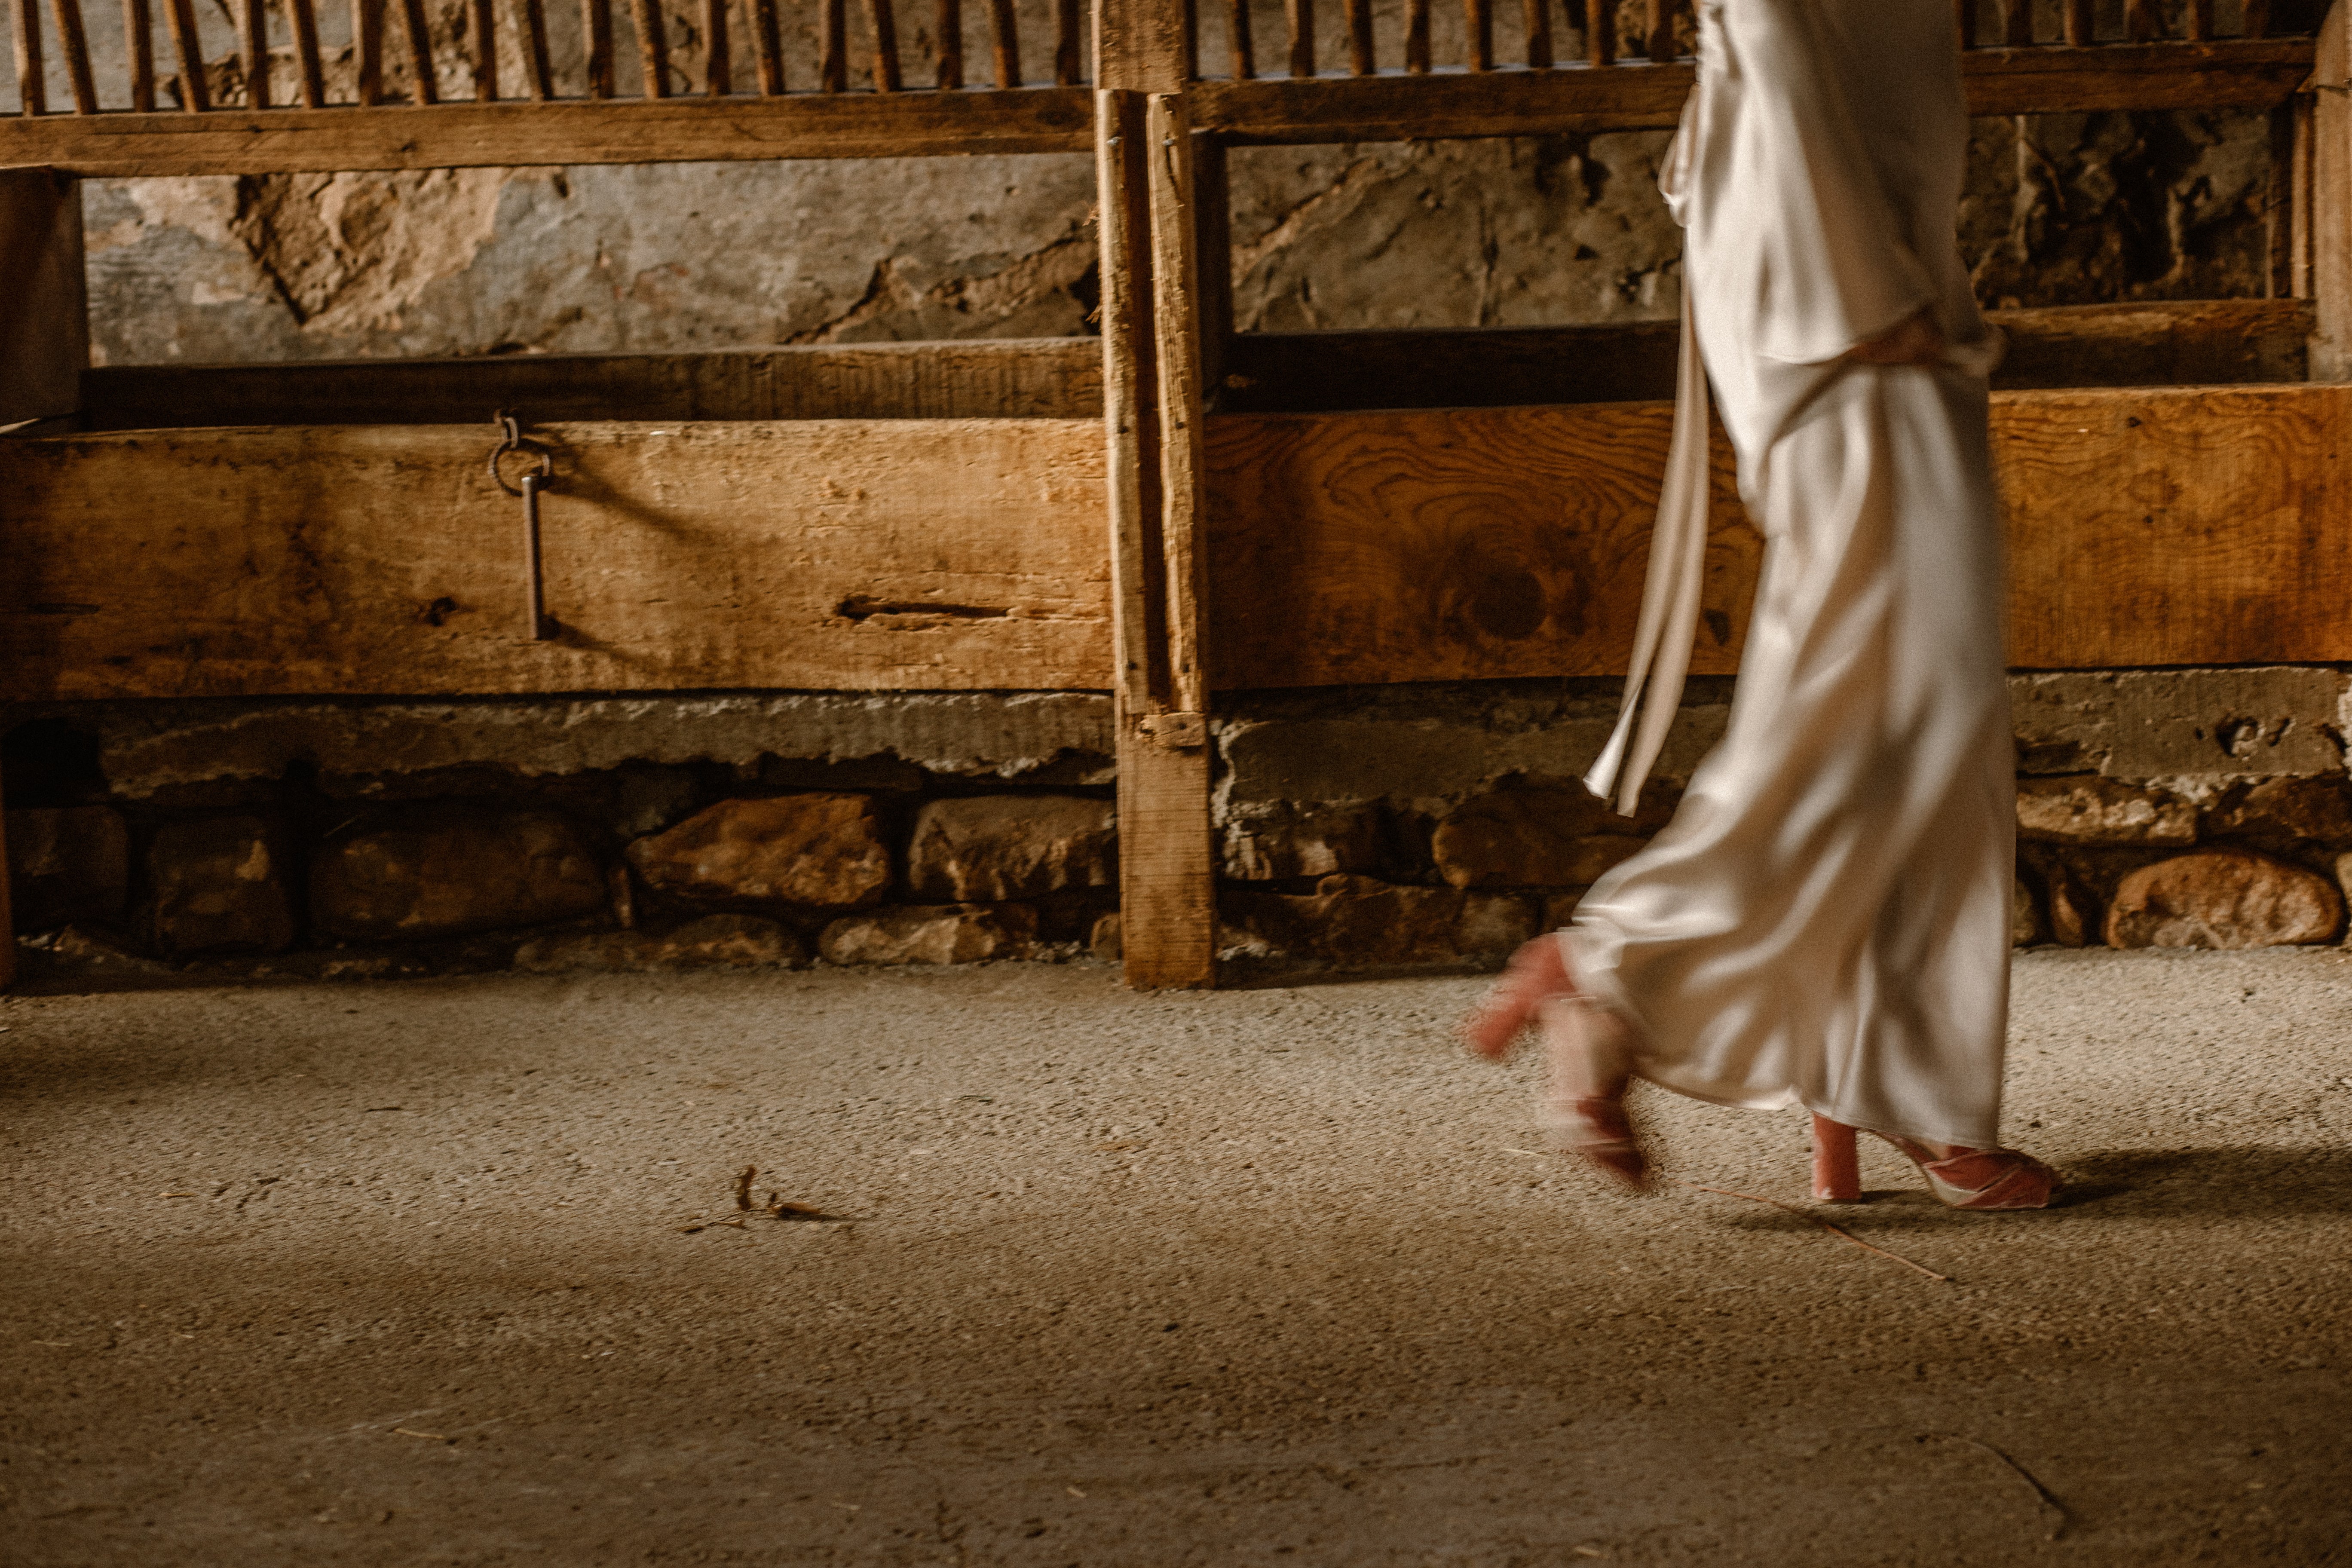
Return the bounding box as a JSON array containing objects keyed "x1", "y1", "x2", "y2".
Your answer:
[{"x1": 0, "y1": 0, "x2": 2321, "y2": 175}]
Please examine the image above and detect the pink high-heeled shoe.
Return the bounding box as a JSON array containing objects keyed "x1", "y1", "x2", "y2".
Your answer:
[
  {"x1": 1808, "y1": 1114, "x2": 2057, "y2": 1210},
  {"x1": 1464, "y1": 939, "x2": 1648, "y2": 1190}
]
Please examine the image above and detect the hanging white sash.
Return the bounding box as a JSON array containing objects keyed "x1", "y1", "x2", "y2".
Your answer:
[{"x1": 1583, "y1": 291, "x2": 1712, "y2": 817}]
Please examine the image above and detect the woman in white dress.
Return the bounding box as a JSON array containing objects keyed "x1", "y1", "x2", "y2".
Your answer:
[{"x1": 1464, "y1": 0, "x2": 2056, "y2": 1210}]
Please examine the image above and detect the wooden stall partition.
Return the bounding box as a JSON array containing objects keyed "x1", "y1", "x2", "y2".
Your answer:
[{"x1": 1097, "y1": 0, "x2": 1217, "y2": 989}]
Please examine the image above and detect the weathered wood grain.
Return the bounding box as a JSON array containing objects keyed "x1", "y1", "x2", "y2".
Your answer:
[
  {"x1": 83, "y1": 338, "x2": 1105, "y2": 428},
  {"x1": 1996, "y1": 385, "x2": 2352, "y2": 668},
  {"x1": 1205, "y1": 401, "x2": 1760, "y2": 688},
  {"x1": 1203, "y1": 385, "x2": 2352, "y2": 689},
  {"x1": 0, "y1": 87, "x2": 1094, "y2": 175},
  {"x1": 2309, "y1": 1, "x2": 2349, "y2": 380},
  {"x1": 0, "y1": 420, "x2": 1110, "y2": 699}
]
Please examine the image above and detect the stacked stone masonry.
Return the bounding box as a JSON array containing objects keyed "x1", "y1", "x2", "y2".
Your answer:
[{"x1": 11, "y1": 668, "x2": 2352, "y2": 979}]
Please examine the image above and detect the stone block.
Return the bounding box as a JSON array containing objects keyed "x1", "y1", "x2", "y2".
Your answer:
[
  {"x1": 626, "y1": 794, "x2": 891, "y2": 910},
  {"x1": 2205, "y1": 777, "x2": 2352, "y2": 847},
  {"x1": 1221, "y1": 801, "x2": 1386, "y2": 880},
  {"x1": 2045, "y1": 867, "x2": 2099, "y2": 948},
  {"x1": 1432, "y1": 791, "x2": 1647, "y2": 888},
  {"x1": 147, "y1": 815, "x2": 296, "y2": 957},
  {"x1": 313, "y1": 808, "x2": 607, "y2": 941},
  {"x1": 1231, "y1": 875, "x2": 1534, "y2": 968},
  {"x1": 2104, "y1": 850, "x2": 2343, "y2": 949},
  {"x1": 2015, "y1": 777, "x2": 2197, "y2": 846},
  {"x1": 5, "y1": 805, "x2": 130, "y2": 929},
  {"x1": 903, "y1": 796, "x2": 1115, "y2": 902},
  {"x1": 818, "y1": 903, "x2": 1038, "y2": 966},
  {"x1": 514, "y1": 914, "x2": 808, "y2": 973},
  {"x1": 2012, "y1": 876, "x2": 2046, "y2": 947},
  {"x1": 2011, "y1": 668, "x2": 2352, "y2": 780},
  {"x1": 1089, "y1": 911, "x2": 1123, "y2": 962}
]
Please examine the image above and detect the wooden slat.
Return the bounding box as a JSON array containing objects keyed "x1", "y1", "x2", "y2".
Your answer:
[
  {"x1": 703, "y1": 0, "x2": 730, "y2": 92},
  {"x1": 1642, "y1": 0, "x2": 1672, "y2": 61},
  {"x1": 400, "y1": 0, "x2": 437, "y2": 103},
  {"x1": 1200, "y1": 384, "x2": 2352, "y2": 689},
  {"x1": 1148, "y1": 92, "x2": 1210, "y2": 717},
  {"x1": 582, "y1": 0, "x2": 614, "y2": 96},
  {"x1": 238, "y1": 0, "x2": 269, "y2": 107},
  {"x1": 2063, "y1": 0, "x2": 2091, "y2": 46},
  {"x1": 1096, "y1": 89, "x2": 1158, "y2": 716},
  {"x1": 0, "y1": 87, "x2": 1096, "y2": 173},
  {"x1": 986, "y1": 0, "x2": 1017, "y2": 86},
  {"x1": 51, "y1": 0, "x2": 98, "y2": 111},
  {"x1": 2123, "y1": 0, "x2": 2156, "y2": 43},
  {"x1": 83, "y1": 338, "x2": 1106, "y2": 428},
  {"x1": 2185, "y1": 0, "x2": 2210, "y2": 42},
  {"x1": 164, "y1": 0, "x2": 206, "y2": 109},
  {"x1": 2245, "y1": 0, "x2": 2270, "y2": 38},
  {"x1": 124, "y1": 0, "x2": 156, "y2": 110},
  {"x1": 1523, "y1": 0, "x2": 1549, "y2": 69},
  {"x1": 1285, "y1": 0, "x2": 1313, "y2": 77},
  {"x1": 628, "y1": 0, "x2": 668, "y2": 95},
  {"x1": 1344, "y1": 0, "x2": 1372, "y2": 73},
  {"x1": 1055, "y1": 0, "x2": 1080, "y2": 84},
  {"x1": 0, "y1": 165, "x2": 88, "y2": 429},
  {"x1": 821, "y1": 0, "x2": 846, "y2": 89},
  {"x1": 1585, "y1": 0, "x2": 1612, "y2": 65},
  {"x1": 1955, "y1": 0, "x2": 1976, "y2": 49},
  {"x1": 522, "y1": 0, "x2": 555, "y2": 98},
  {"x1": 1189, "y1": 39, "x2": 2319, "y2": 142},
  {"x1": 1464, "y1": 0, "x2": 1491, "y2": 70},
  {"x1": 1225, "y1": 0, "x2": 1253, "y2": 77},
  {"x1": 2310, "y1": 0, "x2": 2348, "y2": 380},
  {"x1": 290, "y1": 0, "x2": 327, "y2": 105},
  {"x1": 16, "y1": 0, "x2": 50, "y2": 116},
  {"x1": 0, "y1": 420, "x2": 1110, "y2": 700},
  {"x1": 353, "y1": 0, "x2": 382, "y2": 104},
  {"x1": 469, "y1": 0, "x2": 496, "y2": 97},
  {"x1": 934, "y1": 0, "x2": 960, "y2": 88},
  {"x1": 2002, "y1": 0, "x2": 2033, "y2": 46},
  {"x1": 1404, "y1": 0, "x2": 1428, "y2": 70},
  {"x1": 864, "y1": 0, "x2": 900, "y2": 89}
]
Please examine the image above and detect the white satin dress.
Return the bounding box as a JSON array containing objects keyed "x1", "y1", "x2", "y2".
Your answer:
[{"x1": 1562, "y1": 0, "x2": 2015, "y2": 1151}]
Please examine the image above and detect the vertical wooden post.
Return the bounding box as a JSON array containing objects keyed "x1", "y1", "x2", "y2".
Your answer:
[
  {"x1": 0, "y1": 166, "x2": 82, "y2": 989},
  {"x1": 1097, "y1": 0, "x2": 1216, "y2": 990},
  {"x1": 2309, "y1": 0, "x2": 2349, "y2": 380}
]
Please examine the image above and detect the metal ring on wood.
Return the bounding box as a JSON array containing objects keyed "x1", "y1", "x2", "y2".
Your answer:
[{"x1": 487, "y1": 409, "x2": 556, "y2": 495}]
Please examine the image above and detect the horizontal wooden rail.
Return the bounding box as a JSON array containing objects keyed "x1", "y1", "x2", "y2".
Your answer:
[
  {"x1": 0, "y1": 89, "x2": 1096, "y2": 175},
  {"x1": 1192, "y1": 38, "x2": 2321, "y2": 143},
  {"x1": 74, "y1": 300, "x2": 2310, "y2": 432},
  {"x1": 0, "y1": 36, "x2": 2319, "y2": 172},
  {"x1": 4, "y1": 383, "x2": 2346, "y2": 699}
]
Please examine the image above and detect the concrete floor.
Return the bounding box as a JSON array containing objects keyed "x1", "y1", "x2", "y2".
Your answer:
[{"x1": 4, "y1": 949, "x2": 2349, "y2": 1567}]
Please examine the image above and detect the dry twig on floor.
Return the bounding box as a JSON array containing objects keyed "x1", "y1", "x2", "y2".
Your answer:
[
  {"x1": 1941, "y1": 1434, "x2": 2073, "y2": 1540},
  {"x1": 1676, "y1": 1181, "x2": 1951, "y2": 1282}
]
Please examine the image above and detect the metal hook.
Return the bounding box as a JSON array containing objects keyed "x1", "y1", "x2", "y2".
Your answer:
[{"x1": 487, "y1": 408, "x2": 555, "y2": 497}]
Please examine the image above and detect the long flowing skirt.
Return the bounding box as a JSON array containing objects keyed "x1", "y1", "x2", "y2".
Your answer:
[{"x1": 1562, "y1": 360, "x2": 2015, "y2": 1150}]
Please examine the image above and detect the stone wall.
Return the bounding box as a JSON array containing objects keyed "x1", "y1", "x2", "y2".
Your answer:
[{"x1": 13, "y1": 670, "x2": 2352, "y2": 980}]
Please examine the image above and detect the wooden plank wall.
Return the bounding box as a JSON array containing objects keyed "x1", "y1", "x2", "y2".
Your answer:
[
  {"x1": 0, "y1": 420, "x2": 1110, "y2": 698},
  {"x1": 4, "y1": 385, "x2": 2346, "y2": 700}
]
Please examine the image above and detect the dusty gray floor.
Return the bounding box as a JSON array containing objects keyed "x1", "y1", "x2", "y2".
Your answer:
[{"x1": 3, "y1": 948, "x2": 2349, "y2": 1567}]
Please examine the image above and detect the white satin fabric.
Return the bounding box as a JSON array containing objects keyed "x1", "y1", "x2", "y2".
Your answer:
[{"x1": 1563, "y1": 0, "x2": 2015, "y2": 1149}]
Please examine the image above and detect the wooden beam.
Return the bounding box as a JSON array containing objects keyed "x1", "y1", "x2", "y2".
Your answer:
[
  {"x1": 0, "y1": 88, "x2": 1095, "y2": 177},
  {"x1": 1190, "y1": 39, "x2": 2318, "y2": 144},
  {"x1": 1217, "y1": 300, "x2": 2314, "y2": 413},
  {"x1": 83, "y1": 339, "x2": 1105, "y2": 429},
  {"x1": 0, "y1": 420, "x2": 1109, "y2": 699},
  {"x1": 1201, "y1": 384, "x2": 2352, "y2": 689},
  {"x1": 2310, "y1": 0, "x2": 2350, "y2": 379},
  {"x1": 0, "y1": 167, "x2": 88, "y2": 431}
]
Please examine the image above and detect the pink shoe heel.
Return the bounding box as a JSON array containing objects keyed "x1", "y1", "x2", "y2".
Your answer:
[
  {"x1": 1460, "y1": 935, "x2": 1579, "y2": 1060},
  {"x1": 1810, "y1": 1114, "x2": 1862, "y2": 1203},
  {"x1": 1807, "y1": 1115, "x2": 2058, "y2": 1210}
]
